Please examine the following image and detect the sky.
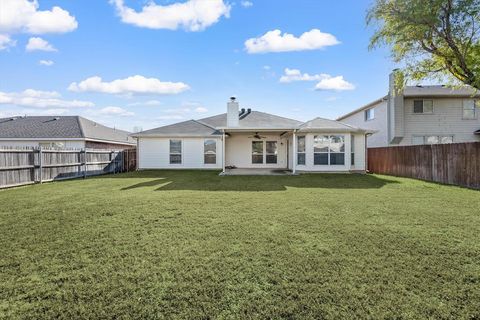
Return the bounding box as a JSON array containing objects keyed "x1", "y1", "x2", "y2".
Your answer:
[{"x1": 0, "y1": 0, "x2": 396, "y2": 132}]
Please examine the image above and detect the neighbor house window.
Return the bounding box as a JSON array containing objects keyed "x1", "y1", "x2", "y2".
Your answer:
[
  {"x1": 365, "y1": 108, "x2": 375, "y2": 121},
  {"x1": 204, "y1": 139, "x2": 216, "y2": 164},
  {"x1": 39, "y1": 141, "x2": 65, "y2": 149},
  {"x1": 252, "y1": 141, "x2": 263, "y2": 164},
  {"x1": 413, "y1": 100, "x2": 433, "y2": 114},
  {"x1": 313, "y1": 135, "x2": 345, "y2": 165},
  {"x1": 266, "y1": 141, "x2": 277, "y2": 164},
  {"x1": 297, "y1": 136, "x2": 305, "y2": 165},
  {"x1": 169, "y1": 139, "x2": 182, "y2": 164},
  {"x1": 463, "y1": 99, "x2": 477, "y2": 119},
  {"x1": 412, "y1": 135, "x2": 453, "y2": 145},
  {"x1": 351, "y1": 135, "x2": 355, "y2": 166}
]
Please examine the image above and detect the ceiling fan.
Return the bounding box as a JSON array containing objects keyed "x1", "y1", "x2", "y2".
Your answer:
[{"x1": 249, "y1": 132, "x2": 267, "y2": 139}]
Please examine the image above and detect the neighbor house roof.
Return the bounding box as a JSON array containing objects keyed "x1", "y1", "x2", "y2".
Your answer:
[
  {"x1": 298, "y1": 117, "x2": 374, "y2": 133},
  {"x1": 131, "y1": 119, "x2": 221, "y2": 137},
  {"x1": 200, "y1": 111, "x2": 303, "y2": 129},
  {"x1": 0, "y1": 116, "x2": 135, "y2": 144},
  {"x1": 336, "y1": 96, "x2": 387, "y2": 121}
]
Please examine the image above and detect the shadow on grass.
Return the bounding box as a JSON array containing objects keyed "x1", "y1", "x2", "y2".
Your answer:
[{"x1": 104, "y1": 170, "x2": 400, "y2": 192}]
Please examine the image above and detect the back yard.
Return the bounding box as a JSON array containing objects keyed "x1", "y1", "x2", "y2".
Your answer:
[{"x1": 0, "y1": 171, "x2": 479, "y2": 319}]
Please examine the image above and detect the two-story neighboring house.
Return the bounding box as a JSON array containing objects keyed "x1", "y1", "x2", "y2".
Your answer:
[{"x1": 337, "y1": 72, "x2": 480, "y2": 147}]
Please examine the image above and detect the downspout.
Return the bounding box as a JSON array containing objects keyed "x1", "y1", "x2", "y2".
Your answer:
[{"x1": 292, "y1": 129, "x2": 297, "y2": 174}]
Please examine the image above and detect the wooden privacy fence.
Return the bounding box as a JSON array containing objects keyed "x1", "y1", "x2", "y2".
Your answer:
[
  {"x1": 0, "y1": 148, "x2": 137, "y2": 189},
  {"x1": 368, "y1": 142, "x2": 480, "y2": 189}
]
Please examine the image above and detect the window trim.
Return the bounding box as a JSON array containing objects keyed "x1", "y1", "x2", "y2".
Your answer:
[
  {"x1": 351, "y1": 135, "x2": 355, "y2": 166},
  {"x1": 413, "y1": 99, "x2": 434, "y2": 114},
  {"x1": 462, "y1": 99, "x2": 478, "y2": 120},
  {"x1": 169, "y1": 139, "x2": 182, "y2": 165},
  {"x1": 265, "y1": 141, "x2": 278, "y2": 164},
  {"x1": 296, "y1": 136, "x2": 306, "y2": 166},
  {"x1": 251, "y1": 140, "x2": 264, "y2": 164},
  {"x1": 313, "y1": 135, "x2": 345, "y2": 166},
  {"x1": 364, "y1": 108, "x2": 375, "y2": 121},
  {"x1": 203, "y1": 139, "x2": 217, "y2": 165}
]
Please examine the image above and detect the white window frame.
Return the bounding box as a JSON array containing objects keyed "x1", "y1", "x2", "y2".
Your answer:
[
  {"x1": 313, "y1": 135, "x2": 345, "y2": 166},
  {"x1": 265, "y1": 141, "x2": 278, "y2": 164},
  {"x1": 462, "y1": 99, "x2": 478, "y2": 120},
  {"x1": 364, "y1": 108, "x2": 375, "y2": 121},
  {"x1": 413, "y1": 99, "x2": 434, "y2": 114},
  {"x1": 204, "y1": 139, "x2": 216, "y2": 164},
  {"x1": 169, "y1": 139, "x2": 182, "y2": 164},
  {"x1": 351, "y1": 135, "x2": 355, "y2": 166},
  {"x1": 297, "y1": 136, "x2": 306, "y2": 165},
  {"x1": 412, "y1": 135, "x2": 454, "y2": 145},
  {"x1": 251, "y1": 141, "x2": 264, "y2": 164}
]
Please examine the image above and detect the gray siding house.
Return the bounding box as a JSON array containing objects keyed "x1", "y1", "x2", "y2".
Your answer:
[{"x1": 337, "y1": 72, "x2": 480, "y2": 147}]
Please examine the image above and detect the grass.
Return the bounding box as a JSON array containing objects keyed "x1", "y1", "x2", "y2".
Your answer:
[{"x1": 0, "y1": 170, "x2": 479, "y2": 319}]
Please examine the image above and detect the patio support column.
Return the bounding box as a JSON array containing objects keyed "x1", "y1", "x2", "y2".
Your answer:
[
  {"x1": 292, "y1": 130, "x2": 297, "y2": 174},
  {"x1": 222, "y1": 130, "x2": 226, "y2": 174}
]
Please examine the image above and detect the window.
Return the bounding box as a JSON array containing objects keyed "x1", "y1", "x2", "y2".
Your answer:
[
  {"x1": 413, "y1": 100, "x2": 433, "y2": 114},
  {"x1": 252, "y1": 141, "x2": 263, "y2": 164},
  {"x1": 463, "y1": 99, "x2": 477, "y2": 119},
  {"x1": 266, "y1": 141, "x2": 277, "y2": 164},
  {"x1": 297, "y1": 136, "x2": 305, "y2": 165},
  {"x1": 314, "y1": 135, "x2": 345, "y2": 165},
  {"x1": 204, "y1": 139, "x2": 216, "y2": 164},
  {"x1": 169, "y1": 139, "x2": 182, "y2": 164},
  {"x1": 351, "y1": 135, "x2": 355, "y2": 166},
  {"x1": 365, "y1": 108, "x2": 375, "y2": 121},
  {"x1": 412, "y1": 135, "x2": 454, "y2": 145},
  {"x1": 39, "y1": 141, "x2": 65, "y2": 149}
]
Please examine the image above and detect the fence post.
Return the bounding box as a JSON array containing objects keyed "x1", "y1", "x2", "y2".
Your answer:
[
  {"x1": 83, "y1": 149, "x2": 87, "y2": 179},
  {"x1": 111, "y1": 151, "x2": 115, "y2": 174},
  {"x1": 39, "y1": 147, "x2": 43, "y2": 184}
]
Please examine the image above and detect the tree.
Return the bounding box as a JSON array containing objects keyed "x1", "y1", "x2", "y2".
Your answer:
[{"x1": 368, "y1": 0, "x2": 480, "y2": 90}]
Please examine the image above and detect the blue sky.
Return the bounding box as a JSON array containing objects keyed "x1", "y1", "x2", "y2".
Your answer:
[{"x1": 0, "y1": 0, "x2": 395, "y2": 131}]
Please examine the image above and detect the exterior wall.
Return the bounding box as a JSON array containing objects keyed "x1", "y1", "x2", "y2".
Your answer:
[
  {"x1": 339, "y1": 100, "x2": 389, "y2": 147},
  {"x1": 138, "y1": 137, "x2": 223, "y2": 169},
  {"x1": 85, "y1": 140, "x2": 136, "y2": 150},
  {"x1": 225, "y1": 133, "x2": 288, "y2": 168},
  {"x1": 0, "y1": 140, "x2": 85, "y2": 149},
  {"x1": 399, "y1": 98, "x2": 480, "y2": 145},
  {"x1": 294, "y1": 133, "x2": 366, "y2": 172}
]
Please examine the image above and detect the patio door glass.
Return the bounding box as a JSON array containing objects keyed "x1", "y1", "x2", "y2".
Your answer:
[
  {"x1": 266, "y1": 141, "x2": 277, "y2": 164},
  {"x1": 252, "y1": 141, "x2": 263, "y2": 164}
]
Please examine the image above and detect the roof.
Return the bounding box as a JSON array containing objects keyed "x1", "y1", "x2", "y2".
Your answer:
[
  {"x1": 131, "y1": 119, "x2": 221, "y2": 137},
  {"x1": 298, "y1": 117, "x2": 373, "y2": 133},
  {"x1": 0, "y1": 116, "x2": 135, "y2": 144},
  {"x1": 337, "y1": 85, "x2": 480, "y2": 121},
  {"x1": 200, "y1": 111, "x2": 303, "y2": 129}
]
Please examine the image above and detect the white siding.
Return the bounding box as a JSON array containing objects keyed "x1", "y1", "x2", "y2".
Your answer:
[
  {"x1": 138, "y1": 137, "x2": 223, "y2": 169},
  {"x1": 0, "y1": 140, "x2": 85, "y2": 149},
  {"x1": 339, "y1": 100, "x2": 389, "y2": 147},
  {"x1": 400, "y1": 98, "x2": 480, "y2": 145},
  {"x1": 225, "y1": 133, "x2": 287, "y2": 168}
]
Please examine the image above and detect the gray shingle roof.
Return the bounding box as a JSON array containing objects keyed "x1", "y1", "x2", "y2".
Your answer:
[
  {"x1": 200, "y1": 111, "x2": 303, "y2": 129},
  {"x1": 403, "y1": 85, "x2": 480, "y2": 97},
  {"x1": 131, "y1": 119, "x2": 221, "y2": 137},
  {"x1": 0, "y1": 116, "x2": 135, "y2": 144},
  {"x1": 298, "y1": 117, "x2": 360, "y2": 132}
]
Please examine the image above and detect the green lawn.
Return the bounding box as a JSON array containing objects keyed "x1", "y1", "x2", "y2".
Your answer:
[{"x1": 1, "y1": 171, "x2": 479, "y2": 319}]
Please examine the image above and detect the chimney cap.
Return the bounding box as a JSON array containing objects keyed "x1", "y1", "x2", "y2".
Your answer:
[{"x1": 230, "y1": 96, "x2": 236, "y2": 102}]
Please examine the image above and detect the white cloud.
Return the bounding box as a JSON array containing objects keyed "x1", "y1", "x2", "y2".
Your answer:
[
  {"x1": 245, "y1": 29, "x2": 339, "y2": 54},
  {"x1": 263, "y1": 65, "x2": 271, "y2": 70},
  {"x1": 156, "y1": 115, "x2": 185, "y2": 120},
  {"x1": 0, "y1": 0, "x2": 77, "y2": 35},
  {"x1": 315, "y1": 76, "x2": 355, "y2": 91},
  {"x1": 240, "y1": 1, "x2": 253, "y2": 8},
  {"x1": 0, "y1": 89, "x2": 94, "y2": 108},
  {"x1": 39, "y1": 59, "x2": 54, "y2": 66},
  {"x1": 127, "y1": 100, "x2": 162, "y2": 107},
  {"x1": 0, "y1": 108, "x2": 69, "y2": 118},
  {"x1": 0, "y1": 34, "x2": 16, "y2": 50},
  {"x1": 279, "y1": 68, "x2": 355, "y2": 91},
  {"x1": 68, "y1": 75, "x2": 190, "y2": 95},
  {"x1": 98, "y1": 106, "x2": 134, "y2": 117},
  {"x1": 110, "y1": 0, "x2": 230, "y2": 31},
  {"x1": 194, "y1": 106, "x2": 208, "y2": 113},
  {"x1": 26, "y1": 37, "x2": 56, "y2": 52}
]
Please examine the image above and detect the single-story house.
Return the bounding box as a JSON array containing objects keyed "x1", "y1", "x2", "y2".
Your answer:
[
  {"x1": 132, "y1": 98, "x2": 373, "y2": 174},
  {"x1": 0, "y1": 116, "x2": 136, "y2": 150}
]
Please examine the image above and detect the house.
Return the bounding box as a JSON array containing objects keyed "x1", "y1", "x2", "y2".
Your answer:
[
  {"x1": 0, "y1": 116, "x2": 136, "y2": 150},
  {"x1": 131, "y1": 98, "x2": 373, "y2": 174},
  {"x1": 337, "y1": 72, "x2": 480, "y2": 147}
]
